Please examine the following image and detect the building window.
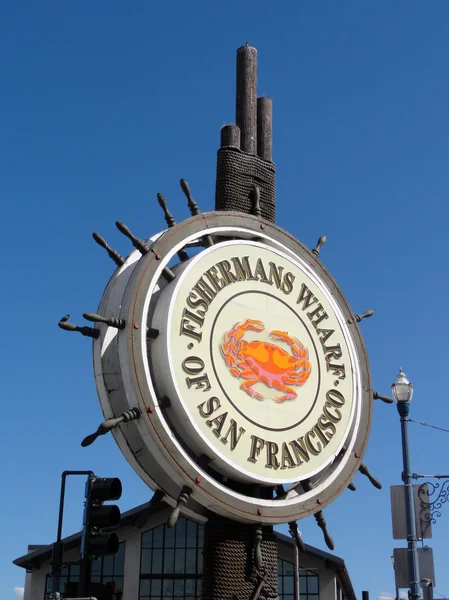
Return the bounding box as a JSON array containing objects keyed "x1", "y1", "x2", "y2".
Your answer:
[
  {"x1": 140, "y1": 517, "x2": 204, "y2": 599},
  {"x1": 278, "y1": 558, "x2": 319, "y2": 600},
  {"x1": 90, "y1": 541, "x2": 125, "y2": 594},
  {"x1": 45, "y1": 563, "x2": 80, "y2": 599},
  {"x1": 44, "y1": 542, "x2": 125, "y2": 599}
]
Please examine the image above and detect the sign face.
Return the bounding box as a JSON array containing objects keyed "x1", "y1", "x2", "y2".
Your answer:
[
  {"x1": 393, "y1": 547, "x2": 435, "y2": 587},
  {"x1": 152, "y1": 241, "x2": 359, "y2": 485},
  {"x1": 92, "y1": 212, "x2": 372, "y2": 523},
  {"x1": 390, "y1": 484, "x2": 432, "y2": 539}
]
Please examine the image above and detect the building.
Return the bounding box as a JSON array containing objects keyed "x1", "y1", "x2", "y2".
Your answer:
[{"x1": 14, "y1": 500, "x2": 356, "y2": 600}]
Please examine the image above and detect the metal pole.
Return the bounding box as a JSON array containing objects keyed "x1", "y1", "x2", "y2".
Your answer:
[
  {"x1": 51, "y1": 472, "x2": 68, "y2": 595},
  {"x1": 51, "y1": 471, "x2": 94, "y2": 595},
  {"x1": 79, "y1": 561, "x2": 91, "y2": 598},
  {"x1": 421, "y1": 579, "x2": 433, "y2": 600},
  {"x1": 293, "y1": 541, "x2": 300, "y2": 600},
  {"x1": 397, "y1": 402, "x2": 420, "y2": 600},
  {"x1": 289, "y1": 522, "x2": 301, "y2": 600},
  {"x1": 390, "y1": 555, "x2": 399, "y2": 600},
  {"x1": 79, "y1": 475, "x2": 93, "y2": 597}
]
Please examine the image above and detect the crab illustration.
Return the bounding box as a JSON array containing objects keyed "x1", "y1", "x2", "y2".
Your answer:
[{"x1": 220, "y1": 318, "x2": 311, "y2": 402}]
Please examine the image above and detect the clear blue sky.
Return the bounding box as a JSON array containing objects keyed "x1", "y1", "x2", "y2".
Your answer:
[{"x1": 1, "y1": 2, "x2": 448, "y2": 599}]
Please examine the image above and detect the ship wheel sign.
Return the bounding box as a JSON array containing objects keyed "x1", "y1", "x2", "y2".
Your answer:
[{"x1": 61, "y1": 186, "x2": 376, "y2": 525}]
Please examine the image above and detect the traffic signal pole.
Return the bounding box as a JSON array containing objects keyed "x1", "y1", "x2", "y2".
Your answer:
[
  {"x1": 51, "y1": 471, "x2": 122, "y2": 598},
  {"x1": 78, "y1": 554, "x2": 90, "y2": 598},
  {"x1": 79, "y1": 476, "x2": 92, "y2": 597},
  {"x1": 51, "y1": 471, "x2": 93, "y2": 596},
  {"x1": 80, "y1": 476, "x2": 122, "y2": 597}
]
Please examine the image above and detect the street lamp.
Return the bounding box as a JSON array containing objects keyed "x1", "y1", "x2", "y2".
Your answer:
[
  {"x1": 392, "y1": 369, "x2": 414, "y2": 404},
  {"x1": 392, "y1": 368, "x2": 420, "y2": 600}
]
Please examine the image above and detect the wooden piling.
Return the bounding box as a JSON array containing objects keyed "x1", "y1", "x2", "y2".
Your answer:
[
  {"x1": 220, "y1": 124, "x2": 241, "y2": 148},
  {"x1": 257, "y1": 96, "x2": 272, "y2": 161},
  {"x1": 236, "y1": 44, "x2": 258, "y2": 154}
]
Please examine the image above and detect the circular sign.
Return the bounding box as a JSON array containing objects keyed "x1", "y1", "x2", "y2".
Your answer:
[
  {"x1": 92, "y1": 212, "x2": 372, "y2": 524},
  {"x1": 151, "y1": 241, "x2": 358, "y2": 485}
]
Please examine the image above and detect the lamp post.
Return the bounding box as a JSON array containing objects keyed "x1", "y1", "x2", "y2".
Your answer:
[{"x1": 392, "y1": 369, "x2": 421, "y2": 600}]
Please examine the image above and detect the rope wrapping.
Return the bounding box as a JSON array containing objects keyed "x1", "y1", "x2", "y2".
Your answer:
[
  {"x1": 215, "y1": 147, "x2": 276, "y2": 223},
  {"x1": 201, "y1": 515, "x2": 278, "y2": 600}
]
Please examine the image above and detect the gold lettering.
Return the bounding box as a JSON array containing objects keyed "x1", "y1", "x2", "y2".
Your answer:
[
  {"x1": 187, "y1": 292, "x2": 208, "y2": 317},
  {"x1": 281, "y1": 272, "x2": 295, "y2": 294},
  {"x1": 268, "y1": 261, "x2": 284, "y2": 288},
  {"x1": 313, "y1": 423, "x2": 330, "y2": 448},
  {"x1": 248, "y1": 435, "x2": 265, "y2": 463},
  {"x1": 326, "y1": 389, "x2": 345, "y2": 407},
  {"x1": 316, "y1": 328, "x2": 334, "y2": 345},
  {"x1": 322, "y1": 344, "x2": 342, "y2": 361},
  {"x1": 197, "y1": 396, "x2": 221, "y2": 418},
  {"x1": 328, "y1": 363, "x2": 346, "y2": 380},
  {"x1": 193, "y1": 277, "x2": 216, "y2": 305},
  {"x1": 182, "y1": 307, "x2": 204, "y2": 327},
  {"x1": 307, "y1": 304, "x2": 329, "y2": 328},
  {"x1": 318, "y1": 415, "x2": 337, "y2": 441},
  {"x1": 231, "y1": 256, "x2": 256, "y2": 281},
  {"x1": 180, "y1": 318, "x2": 202, "y2": 342},
  {"x1": 220, "y1": 419, "x2": 246, "y2": 451},
  {"x1": 305, "y1": 430, "x2": 322, "y2": 455},
  {"x1": 216, "y1": 260, "x2": 238, "y2": 284},
  {"x1": 296, "y1": 283, "x2": 318, "y2": 310},
  {"x1": 281, "y1": 442, "x2": 297, "y2": 469},
  {"x1": 204, "y1": 266, "x2": 226, "y2": 293},
  {"x1": 186, "y1": 373, "x2": 211, "y2": 392},
  {"x1": 254, "y1": 258, "x2": 270, "y2": 284},
  {"x1": 182, "y1": 356, "x2": 205, "y2": 374},
  {"x1": 206, "y1": 412, "x2": 228, "y2": 438},
  {"x1": 289, "y1": 437, "x2": 310, "y2": 464},
  {"x1": 323, "y1": 401, "x2": 342, "y2": 423},
  {"x1": 265, "y1": 441, "x2": 280, "y2": 469}
]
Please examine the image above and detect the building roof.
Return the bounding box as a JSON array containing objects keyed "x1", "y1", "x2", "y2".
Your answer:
[{"x1": 13, "y1": 499, "x2": 355, "y2": 600}]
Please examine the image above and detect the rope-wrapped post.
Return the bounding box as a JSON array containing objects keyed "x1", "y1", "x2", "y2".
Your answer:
[
  {"x1": 201, "y1": 514, "x2": 278, "y2": 600},
  {"x1": 216, "y1": 45, "x2": 275, "y2": 223}
]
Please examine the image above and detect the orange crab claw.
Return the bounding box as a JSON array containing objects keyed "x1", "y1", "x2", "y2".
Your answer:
[
  {"x1": 241, "y1": 318, "x2": 265, "y2": 332},
  {"x1": 273, "y1": 385, "x2": 297, "y2": 402},
  {"x1": 270, "y1": 329, "x2": 287, "y2": 337},
  {"x1": 241, "y1": 379, "x2": 264, "y2": 399}
]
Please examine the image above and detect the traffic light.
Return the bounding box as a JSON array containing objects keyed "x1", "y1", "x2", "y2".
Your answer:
[{"x1": 81, "y1": 475, "x2": 122, "y2": 558}]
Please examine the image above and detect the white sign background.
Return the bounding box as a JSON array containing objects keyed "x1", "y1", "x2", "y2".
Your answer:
[{"x1": 151, "y1": 241, "x2": 358, "y2": 485}]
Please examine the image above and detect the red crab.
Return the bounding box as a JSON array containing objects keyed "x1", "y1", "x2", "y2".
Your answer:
[{"x1": 220, "y1": 318, "x2": 311, "y2": 402}]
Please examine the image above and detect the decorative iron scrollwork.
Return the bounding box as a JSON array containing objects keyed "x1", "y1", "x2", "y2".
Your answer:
[{"x1": 418, "y1": 479, "x2": 449, "y2": 538}]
